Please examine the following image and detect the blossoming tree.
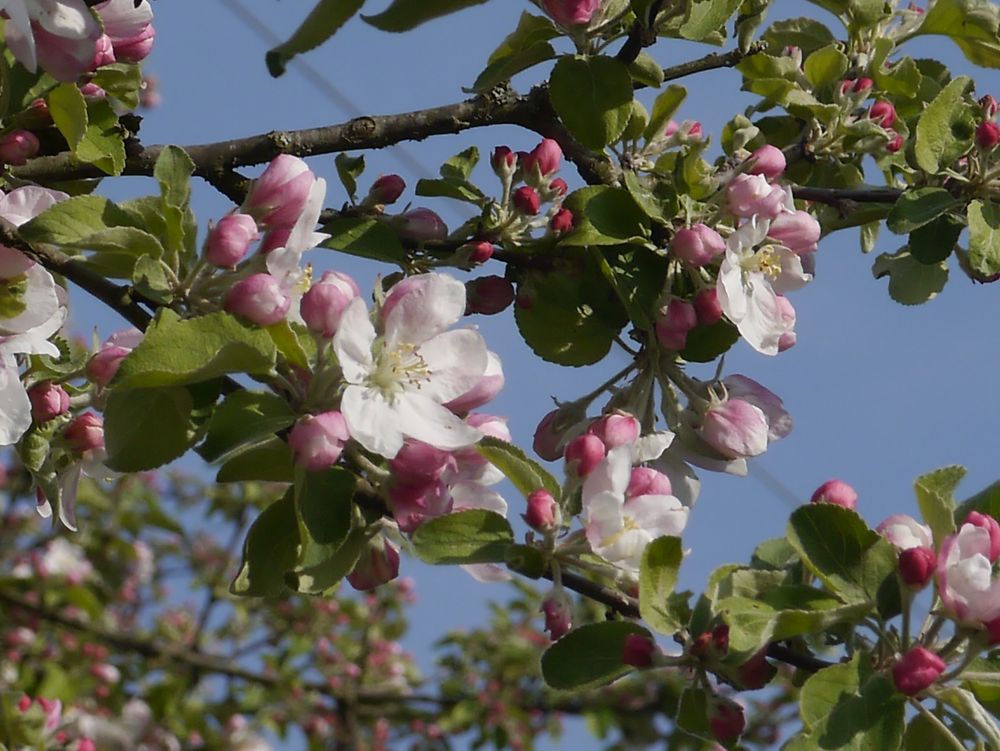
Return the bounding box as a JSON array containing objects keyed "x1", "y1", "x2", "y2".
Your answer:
[{"x1": 3, "y1": 0, "x2": 1000, "y2": 748}]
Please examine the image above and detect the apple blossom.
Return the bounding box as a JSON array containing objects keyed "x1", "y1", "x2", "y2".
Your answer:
[
  {"x1": 300, "y1": 270, "x2": 360, "y2": 338},
  {"x1": 205, "y1": 213, "x2": 259, "y2": 268},
  {"x1": 443, "y1": 350, "x2": 504, "y2": 415},
  {"x1": 726, "y1": 174, "x2": 789, "y2": 219},
  {"x1": 877, "y1": 514, "x2": 933, "y2": 550},
  {"x1": 775, "y1": 295, "x2": 797, "y2": 351},
  {"x1": 700, "y1": 398, "x2": 769, "y2": 459},
  {"x1": 541, "y1": 0, "x2": 601, "y2": 27},
  {"x1": 0, "y1": 0, "x2": 101, "y2": 80},
  {"x1": 28, "y1": 381, "x2": 69, "y2": 422},
  {"x1": 963, "y1": 511, "x2": 1000, "y2": 562},
  {"x1": 892, "y1": 647, "x2": 945, "y2": 696},
  {"x1": 810, "y1": 479, "x2": 858, "y2": 510},
  {"x1": 288, "y1": 412, "x2": 350, "y2": 471},
  {"x1": 747, "y1": 144, "x2": 786, "y2": 180},
  {"x1": 583, "y1": 442, "x2": 687, "y2": 575},
  {"x1": 94, "y1": 0, "x2": 154, "y2": 62},
  {"x1": 86, "y1": 327, "x2": 143, "y2": 387},
  {"x1": 627, "y1": 467, "x2": 672, "y2": 498},
  {"x1": 716, "y1": 216, "x2": 811, "y2": 355},
  {"x1": 899, "y1": 546, "x2": 936, "y2": 588},
  {"x1": 671, "y1": 223, "x2": 725, "y2": 267},
  {"x1": 936, "y1": 523, "x2": 1000, "y2": 624},
  {"x1": 767, "y1": 210, "x2": 821, "y2": 255},
  {"x1": 333, "y1": 273, "x2": 488, "y2": 458},
  {"x1": 0, "y1": 129, "x2": 40, "y2": 165},
  {"x1": 242, "y1": 154, "x2": 317, "y2": 230}
]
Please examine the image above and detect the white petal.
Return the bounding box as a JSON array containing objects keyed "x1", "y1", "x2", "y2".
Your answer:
[
  {"x1": 0, "y1": 186, "x2": 68, "y2": 227},
  {"x1": 582, "y1": 445, "x2": 632, "y2": 501},
  {"x1": 584, "y1": 489, "x2": 625, "y2": 553},
  {"x1": 634, "y1": 431, "x2": 674, "y2": 463},
  {"x1": 283, "y1": 178, "x2": 327, "y2": 256},
  {"x1": 717, "y1": 253, "x2": 747, "y2": 322},
  {"x1": 57, "y1": 463, "x2": 81, "y2": 531},
  {"x1": 340, "y1": 384, "x2": 405, "y2": 458},
  {"x1": 416, "y1": 328, "x2": 487, "y2": 403},
  {"x1": 34, "y1": 0, "x2": 99, "y2": 38},
  {"x1": 3, "y1": 2, "x2": 37, "y2": 71},
  {"x1": 738, "y1": 276, "x2": 786, "y2": 355},
  {"x1": 393, "y1": 392, "x2": 482, "y2": 450},
  {"x1": 333, "y1": 298, "x2": 375, "y2": 384},
  {"x1": 0, "y1": 356, "x2": 31, "y2": 444},
  {"x1": 1, "y1": 306, "x2": 66, "y2": 356},
  {"x1": 96, "y1": 0, "x2": 153, "y2": 41},
  {"x1": 451, "y1": 480, "x2": 507, "y2": 517},
  {"x1": 384, "y1": 273, "x2": 466, "y2": 347},
  {"x1": 461, "y1": 563, "x2": 511, "y2": 583},
  {"x1": 626, "y1": 494, "x2": 689, "y2": 538},
  {"x1": 0, "y1": 264, "x2": 61, "y2": 334},
  {"x1": 771, "y1": 247, "x2": 812, "y2": 295}
]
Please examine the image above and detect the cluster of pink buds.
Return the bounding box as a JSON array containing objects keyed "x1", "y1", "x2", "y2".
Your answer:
[
  {"x1": 562, "y1": 410, "x2": 641, "y2": 480},
  {"x1": 838, "y1": 77, "x2": 906, "y2": 153},
  {"x1": 488, "y1": 139, "x2": 574, "y2": 242},
  {"x1": 976, "y1": 94, "x2": 1000, "y2": 151}
]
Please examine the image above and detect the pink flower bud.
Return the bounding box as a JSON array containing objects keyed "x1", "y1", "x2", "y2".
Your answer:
[
  {"x1": 346, "y1": 537, "x2": 400, "y2": 591},
  {"x1": 627, "y1": 466, "x2": 672, "y2": 499},
  {"x1": 672, "y1": 224, "x2": 725, "y2": 267},
  {"x1": 709, "y1": 698, "x2": 746, "y2": 744},
  {"x1": 886, "y1": 132, "x2": 905, "y2": 153},
  {"x1": 28, "y1": 382, "x2": 69, "y2": 422},
  {"x1": 16, "y1": 696, "x2": 31, "y2": 712},
  {"x1": 205, "y1": 213, "x2": 259, "y2": 268},
  {"x1": 564, "y1": 433, "x2": 606, "y2": 478},
  {"x1": 541, "y1": 592, "x2": 573, "y2": 640},
  {"x1": 980, "y1": 94, "x2": 999, "y2": 118},
  {"x1": 747, "y1": 144, "x2": 786, "y2": 181},
  {"x1": 389, "y1": 441, "x2": 456, "y2": 485},
  {"x1": 810, "y1": 479, "x2": 858, "y2": 510},
  {"x1": 243, "y1": 155, "x2": 316, "y2": 230},
  {"x1": 77, "y1": 740, "x2": 97, "y2": 751},
  {"x1": 655, "y1": 298, "x2": 697, "y2": 350},
  {"x1": 892, "y1": 646, "x2": 945, "y2": 696},
  {"x1": 547, "y1": 177, "x2": 569, "y2": 197},
  {"x1": 694, "y1": 288, "x2": 723, "y2": 326},
  {"x1": 976, "y1": 121, "x2": 1000, "y2": 150},
  {"x1": 549, "y1": 207, "x2": 574, "y2": 234},
  {"x1": 224, "y1": 273, "x2": 291, "y2": 326},
  {"x1": 588, "y1": 411, "x2": 640, "y2": 449},
  {"x1": 367, "y1": 174, "x2": 406, "y2": 205},
  {"x1": 112, "y1": 24, "x2": 155, "y2": 64},
  {"x1": 768, "y1": 210, "x2": 820, "y2": 255},
  {"x1": 300, "y1": 270, "x2": 360, "y2": 338},
  {"x1": 700, "y1": 399, "x2": 769, "y2": 459},
  {"x1": 288, "y1": 411, "x2": 350, "y2": 471},
  {"x1": 963, "y1": 511, "x2": 1000, "y2": 563},
  {"x1": 726, "y1": 174, "x2": 788, "y2": 219},
  {"x1": 523, "y1": 138, "x2": 562, "y2": 178},
  {"x1": 512, "y1": 186, "x2": 541, "y2": 215},
  {"x1": 465, "y1": 276, "x2": 515, "y2": 315},
  {"x1": 465, "y1": 241, "x2": 494, "y2": 264},
  {"x1": 64, "y1": 412, "x2": 104, "y2": 454},
  {"x1": 869, "y1": 100, "x2": 897, "y2": 128},
  {"x1": 0, "y1": 130, "x2": 40, "y2": 166},
  {"x1": 524, "y1": 489, "x2": 558, "y2": 532},
  {"x1": 90, "y1": 34, "x2": 115, "y2": 69},
  {"x1": 542, "y1": 0, "x2": 601, "y2": 27},
  {"x1": 622, "y1": 634, "x2": 655, "y2": 667},
  {"x1": 533, "y1": 406, "x2": 583, "y2": 461},
  {"x1": 491, "y1": 145, "x2": 516, "y2": 173},
  {"x1": 899, "y1": 546, "x2": 936, "y2": 589},
  {"x1": 79, "y1": 82, "x2": 106, "y2": 98},
  {"x1": 258, "y1": 228, "x2": 290, "y2": 255},
  {"x1": 396, "y1": 208, "x2": 448, "y2": 243}
]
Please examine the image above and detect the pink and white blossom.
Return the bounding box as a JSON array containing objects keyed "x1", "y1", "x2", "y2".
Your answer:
[
  {"x1": 877, "y1": 514, "x2": 933, "y2": 550},
  {"x1": 936, "y1": 523, "x2": 1000, "y2": 624},
  {"x1": 0, "y1": 0, "x2": 101, "y2": 81},
  {"x1": 726, "y1": 174, "x2": 789, "y2": 219}
]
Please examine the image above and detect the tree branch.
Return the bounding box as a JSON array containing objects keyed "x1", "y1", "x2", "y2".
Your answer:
[
  {"x1": 792, "y1": 185, "x2": 903, "y2": 205},
  {"x1": 660, "y1": 41, "x2": 767, "y2": 85},
  {"x1": 616, "y1": 0, "x2": 670, "y2": 65}
]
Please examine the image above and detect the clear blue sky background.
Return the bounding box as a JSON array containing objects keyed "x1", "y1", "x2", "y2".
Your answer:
[{"x1": 75, "y1": 1, "x2": 1000, "y2": 747}]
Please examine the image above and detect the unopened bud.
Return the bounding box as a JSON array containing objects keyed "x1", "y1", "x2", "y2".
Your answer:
[
  {"x1": 547, "y1": 177, "x2": 569, "y2": 198},
  {"x1": 549, "y1": 207, "x2": 574, "y2": 234},
  {"x1": 892, "y1": 646, "x2": 945, "y2": 696},
  {"x1": 980, "y1": 94, "x2": 999, "y2": 119},
  {"x1": 746, "y1": 144, "x2": 786, "y2": 181},
  {"x1": 346, "y1": 537, "x2": 400, "y2": 591},
  {"x1": 300, "y1": 270, "x2": 360, "y2": 338},
  {"x1": 533, "y1": 405, "x2": 585, "y2": 461},
  {"x1": 899, "y1": 546, "x2": 936, "y2": 589},
  {"x1": 869, "y1": 100, "x2": 897, "y2": 128},
  {"x1": 810, "y1": 479, "x2": 858, "y2": 510},
  {"x1": 564, "y1": 433, "x2": 606, "y2": 478},
  {"x1": 709, "y1": 697, "x2": 746, "y2": 744},
  {"x1": 626, "y1": 467, "x2": 672, "y2": 499},
  {"x1": 622, "y1": 634, "x2": 656, "y2": 667},
  {"x1": 367, "y1": 174, "x2": 406, "y2": 205},
  {"x1": 736, "y1": 648, "x2": 776, "y2": 689},
  {"x1": 396, "y1": 208, "x2": 448, "y2": 243},
  {"x1": 0, "y1": 130, "x2": 40, "y2": 166},
  {"x1": 28, "y1": 382, "x2": 69, "y2": 422},
  {"x1": 886, "y1": 132, "x2": 905, "y2": 153},
  {"x1": 113, "y1": 23, "x2": 156, "y2": 64},
  {"x1": 491, "y1": 145, "x2": 516, "y2": 173},
  {"x1": 976, "y1": 120, "x2": 1000, "y2": 150},
  {"x1": 243, "y1": 154, "x2": 316, "y2": 230},
  {"x1": 694, "y1": 288, "x2": 723, "y2": 326},
  {"x1": 524, "y1": 489, "x2": 558, "y2": 532},
  {"x1": 541, "y1": 592, "x2": 572, "y2": 640},
  {"x1": 224, "y1": 273, "x2": 291, "y2": 326},
  {"x1": 671, "y1": 224, "x2": 725, "y2": 267},
  {"x1": 465, "y1": 276, "x2": 515, "y2": 315},
  {"x1": 288, "y1": 411, "x2": 351, "y2": 471},
  {"x1": 64, "y1": 412, "x2": 104, "y2": 454},
  {"x1": 655, "y1": 298, "x2": 697, "y2": 351},
  {"x1": 587, "y1": 411, "x2": 640, "y2": 449},
  {"x1": 90, "y1": 34, "x2": 115, "y2": 69},
  {"x1": 523, "y1": 138, "x2": 562, "y2": 180},
  {"x1": 512, "y1": 185, "x2": 541, "y2": 215},
  {"x1": 465, "y1": 241, "x2": 494, "y2": 264},
  {"x1": 205, "y1": 213, "x2": 259, "y2": 268}
]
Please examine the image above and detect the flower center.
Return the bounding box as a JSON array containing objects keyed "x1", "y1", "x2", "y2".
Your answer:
[
  {"x1": 741, "y1": 245, "x2": 782, "y2": 279},
  {"x1": 367, "y1": 340, "x2": 431, "y2": 400},
  {"x1": 599, "y1": 515, "x2": 641, "y2": 550}
]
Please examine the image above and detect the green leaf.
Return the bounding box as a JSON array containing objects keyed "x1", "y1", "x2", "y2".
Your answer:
[
  {"x1": 411, "y1": 509, "x2": 513, "y2": 564},
  {"x1": 562, "y1": 186, "x2": 650, "y2": 246},
  {"x1": 115, "y1": 310, "x2": 277, "y2": 388},
  {"x1": 288, "y1": 527, "x2": 369, "y2": 594},
  {"x1": 675, "y1": 688, "x2": 711, "y2": 737},
  {"x1": 956, "y1": 479, "x2": 1000, "y2": 521},
  {"x1": 914, "y1": 466, "x2": 964, "y2": 546},
  {"x1": 363, "y1": 0, "x2": 491, "y2": 32},
  {"x1": 886, "y1": 188, "x2": 963, "y2": 234},
  {"x1": 504, "y1": 543, "x2": 547, "y2": 579},
  {"x1": 629, "y1": 52, "x2": 664, "y2": 88},
  {"x1": 90, "y1": 63, "x2": 142, "y2": 109},
  {"x1": 19, "y1": 195, "x2": 136, "y2": 246},
  {"x1": 872, "y1": 249, "x2": 948, "y2": 306},
  {"x1": 752, "y1": 536, "x2": 800, "y2": 569},
  {"x1": 266, "y1": 0, "x2": 367, "y2": 76},
  {"x1": 266, "y1": 319, "x2": 314, "y2": 372},
  {"x1": 334, "y1": 152, "x2": 365, "y2": 201},
  {"x1": 549, "y1": 55, "x2": 634, "y2": 150},
  {"x1": 803, "y1": 45, "x2": 849, "y2": 89},
  {"x1": 594, "y1": 244, "x2": 668, "y2": 334},
  {"x1": 321, "y1": 217, "x2": 407, "y2": 265},
  {"x1": 909, "y1": 215, "x2": 963, "y2": 265},
  {"x1": 787, "y1": 503, "x2": 900, "y2": 609},
  {"x1": 915, "y1": 0, "x2": 1000, "y2": 68},
  {"x1": 761, "y1": 17, "x2": 837, "y2": 55},
  {"x1": 640, "y1": 536, "x2": 684, "y2": 634},
  {"x1": 937, "y1": 687, "x2": 1000, "y2": 748},
  {"x1": 541, "y1": 621, "x2": 650, "y2": 690},
  {"x1": 914, "y1": 75, "x2": 975, "y2": 174},
  {"x1": 199, "y1": 391, "x2": 296, "y2": 462},
  {"x1": 681, "y1": 0, "x2": 743, "y2": 40},
  {"x1": 472, "y1": 12, "x2": 558, "y2": 92},
  {"x1": 643, "y1": 85, "x2": 687, "y2": 141},
  {"x1": 475, "y1": 435, "x2": 560, "y2": 498},
  {"x1": 231, "y1": 493, "x2": 299, "y2": 597},
  {"x1": 440, "y1": 146, "x2": 479, "y2": 180},
  {"x1": 48, "y1": 83, "x2": 87, "y2": 149},
  {"x1": 217, "y1": 437, "x2": 294, "y2": 483},
  {"x1": 681, "y1": 320, "x2": 741, "y2": 362},
  {"x1": 294, "y1": 466, "x2": 355, "y2": 551},
  {"x1": 75, "y1": 98, "x2": 125, "y2": 175},
  {"x1": 903, "y1": 713, "x2": 968, "y2": 751},
  {"x1": 968, "y1": 199, "x2": 1000, "y2": 278},
  {"x1": 415, "y1": 177, "x2": 485, "y2": 205},
  {"x1": 787, "y1": 654, "x2": 905, "y2": 750},
  {"x1": 103, "y1": 387, "x2": 194, "y2": 472},
  {"x1": 154, "y1": 145, "x2": 195, "y2": 209}
]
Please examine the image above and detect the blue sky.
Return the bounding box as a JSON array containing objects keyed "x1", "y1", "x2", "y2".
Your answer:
[{"x1": 77, "y1": 1, "x2": 1000, "y2": 747}]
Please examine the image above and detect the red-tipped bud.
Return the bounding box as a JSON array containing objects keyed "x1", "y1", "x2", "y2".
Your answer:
[
  {"x1": 564, "y1": 433, "x2": 606, "y2": 478},
  {"x1": 588, "y1": 411, "x2": 640, "y2": 449},
  {"x1": 963, "y1": 511, "x2": 1000, "y2": 563},
  {"x1": 886, "y1": 132, "x2": 905, "y2": 153},
  {"x1": 346, "y1": 537, "x2": 400, "y2": 591},
  {"x1": 243, "y1": 154, "x2": 316, "y2": 230},
  {"x1": 524, "y1": 489, "x2": 558, "y2": 532},
  {"x1": 655, "y1": 298, "x2": 697, "y2": 350},
  {"x1": 288, "y1": 411, "x2": 351, "y2": 471},
  {"x1": 980, "y1": 94, "x2": 999, "y2": 119},
  {"x1": 0, "y1": 130, "x2": 40, "y2": 166},
  {"x1": 533, "y1": 406, "x2": 584, "y2": 461},
  {"x1": 367, "y1": 174, "x2": 406, "y2": 205},
  {"x1": 523, "y1": 138, "x2": 562, "y2": 179},
  {"x1": 541, "y1": 0, "x2": 601, "y2": 27},
  {"x1": 549, "y1": 207, "x2": 574, "y2": 234},
  {"x1": 396, "y1": 208, "x2": 448, "y2": 243},
  {"x1": 622, "y1": 634, "x2": 656, "y2": 667},
  {"x1": 747, "y1": 144, "x2": 786, "y2": 181},
  {"x1": 64, "y1": 412, "x2": 104, "y2": 454},
  {"x1": 541, "y1": 592, "x2": 573, "y2": 640},
  {"x1": 737, "y1": 648, "x2": 776, "y2": 689},
  {"x1": 300, "y1": 271, "x2": 360, "y2": 338},
  {"x1": 709, "y1": 697, "x2": 746, "y2": 744},
  {"x1": 465, "y1": 276, "x2": 515, "y2": 315},
  {"x1": 853, "y1": 77, "x2": 874, "y2": 94},
  {"x1": 694, "y1": 288, "x2": 724, "y2": 326},
  {"x1": 113, "y1": 23, "x2": 155, "y2": 64},
  {"x1": 28, "y1": 382, "x2": 69, "y2": 422},
  {"x1": 547, "y1": 177, "x2": 569, "y2": 197},
  {"x1": 465, "y1": 241, "x2": 494, "y2": 264},
  {"x1": 892, "y1": 646, "x2": 946, "y2": 696},
  {"x1": 224, "y1": 273, "x2": 291, "y2": 326},
  {"x1": 512, "y1": 185, "x2": 541, "y2": 215},
  {"x1": 976, "y1": 120, "x2": 1000, "y2": 150},
  {"x1": 16, "y1": 695, "x2": 31, "y2": 712},
  {"x1": 205, "y1": 213, "x2": 259, "y2": 268},
  {"x1": 899, "y1": 546, "x2": 936, "y2": 589},
  {"x1": 627, "y1": 467, "x2": 672, "y2": 499},
  {"x1": 672, "y1": 223, "x2": 725, "y2": 267},
  {"x1": 869, "y1": 100, "x2": 897, "y2": 128},
  {"x1": 810, "y1": 479, "x2": 858, "y2": 510},
  {"x1": 491, "y1": 145, "x2": 516, "y2": 173}
]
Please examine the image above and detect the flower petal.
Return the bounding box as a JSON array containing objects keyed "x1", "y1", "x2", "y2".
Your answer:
[
  {"x1": 0, "y1": 354, "x2": 31, "y2": 445},
  {"x1": 333, "y1": 297, "x2": 375, "y2": 384},
  {"x1": 340, "y1": 384, "x2": 405, "y2": 458},
  {"x1": 393, "y1": 392, "x2": 482, "y2": 451},
  {"x1": 384, "y1": 274, "x2": 466, "y2": 347},
  {"x1": 416, "y1": 328, "x2": 488, "y2": 403}
]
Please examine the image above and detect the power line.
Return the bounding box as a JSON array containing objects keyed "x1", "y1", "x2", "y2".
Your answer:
[{"x1": 748, "y1": 461, "x2": 802, "y2": 509}]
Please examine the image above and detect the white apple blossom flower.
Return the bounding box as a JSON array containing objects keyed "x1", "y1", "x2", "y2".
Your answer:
[
  {"x1": 937, "y1": 523, "x2": 1000, "y2": 624},
  {"x1": 583, "y1": 436, "x2": 688, "y2": 575},
  {"x1": 333, "y1": 273, "x2": 488, "y2": 458},
  {"x1": 717, "y1": 216, "x2": 812, "y2": 355},
  {"x1": 0, "y1": 0, "x2": 101, "y2": 80}
]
